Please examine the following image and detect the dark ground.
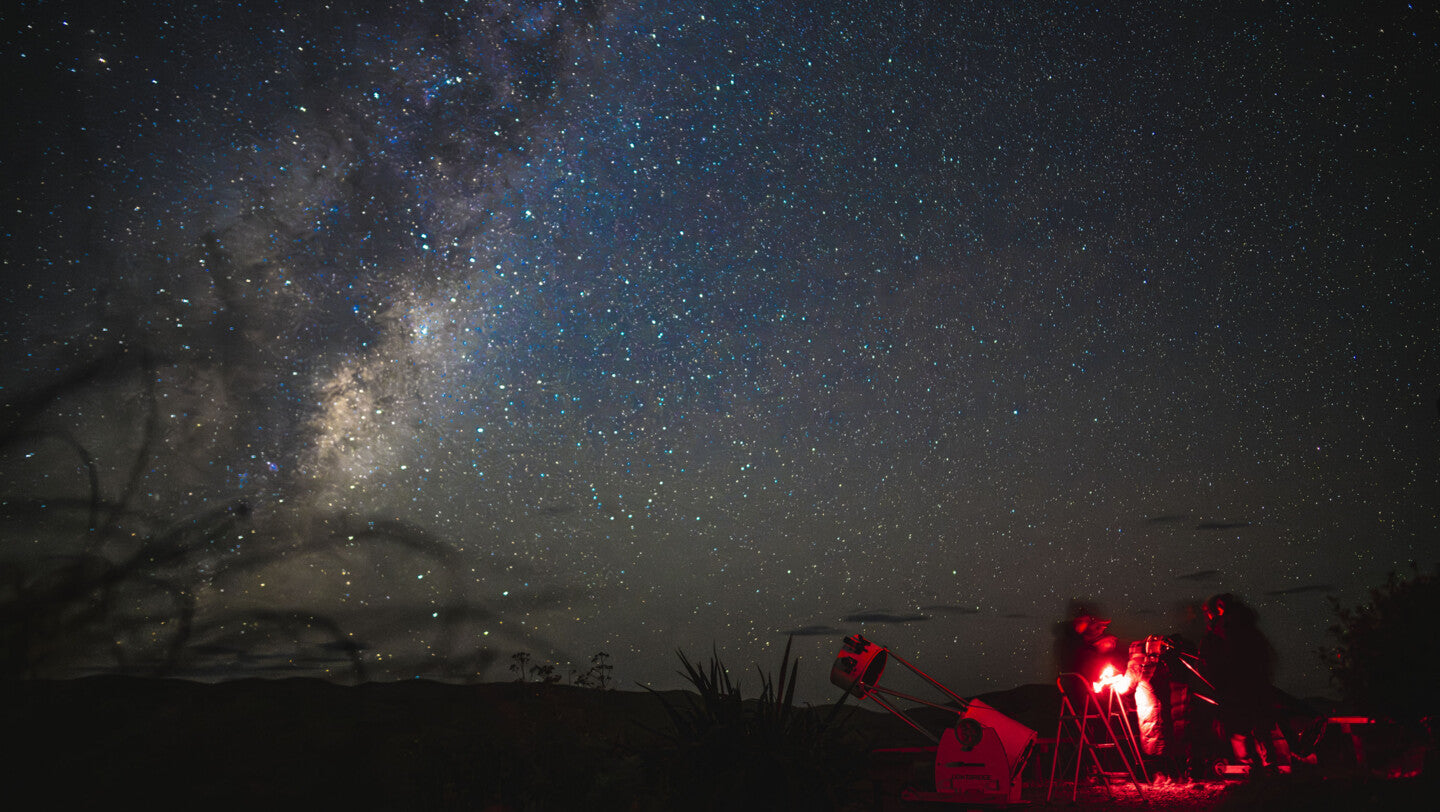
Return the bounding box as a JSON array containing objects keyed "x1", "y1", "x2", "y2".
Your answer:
[{"x1": 4, "y1": 677, "x2": 1431, "y2": 810}]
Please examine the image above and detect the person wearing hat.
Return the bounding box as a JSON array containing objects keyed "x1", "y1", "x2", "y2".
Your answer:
[{"x1": 1055, "y1": 599, "x2": 1120, "y2": 681}]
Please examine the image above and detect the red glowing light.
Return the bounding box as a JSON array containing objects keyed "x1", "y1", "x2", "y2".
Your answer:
[{"x1": 1091, "y1": 664, "x2": 1132, "y2": 695}]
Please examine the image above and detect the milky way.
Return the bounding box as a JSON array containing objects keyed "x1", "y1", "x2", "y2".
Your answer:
[{"x1": 2, "y1": 1, "x2": 1436, "y2": 699}]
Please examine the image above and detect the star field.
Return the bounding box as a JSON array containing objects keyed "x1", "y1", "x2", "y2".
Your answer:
[{"x1": 2, "y1": 1, "x2": 1436, "y2": 699}]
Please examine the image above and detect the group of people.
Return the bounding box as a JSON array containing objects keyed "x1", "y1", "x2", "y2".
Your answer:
[{"x1": 1054, "y1": 594, "x2": 1292, "y2": 781}]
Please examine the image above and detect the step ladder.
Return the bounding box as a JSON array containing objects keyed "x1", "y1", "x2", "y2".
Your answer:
[{"x1": 1047, "y1": 671, "x2": 1148, "y2": 802}]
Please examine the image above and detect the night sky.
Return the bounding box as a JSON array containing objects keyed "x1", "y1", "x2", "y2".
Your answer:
[{"x1": 2, "y1": 0, "x2": 1436, "y2": 702}]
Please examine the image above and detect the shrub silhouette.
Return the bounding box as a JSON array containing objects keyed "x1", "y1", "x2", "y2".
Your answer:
[{"x1": 1324, "y1": 564, "x2": 1439, "y2": 724}]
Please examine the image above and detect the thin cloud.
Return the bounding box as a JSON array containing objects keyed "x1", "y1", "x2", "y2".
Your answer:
[
  {"x1": 781, "y1": 624, "x2": 845, "y2": 637},
  {"x1": 919, "y1": 605, "x2": 981, "y2": 615},
  {"x1": 844, "y1": 611, "x2": 930, "y2": 624},
  {"x1": 1177, "y1": 569, "x2": 1222, "y2": 582},
  {"x1": 1265, "y1": 584, "x2": 1335, "y2": 596}
]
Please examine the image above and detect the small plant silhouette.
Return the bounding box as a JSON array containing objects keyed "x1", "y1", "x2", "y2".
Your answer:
[
  {"x1": 576, "y1": 650, "x2": 613, "y2": 689},
  {"x1": 530, "y1": 662, "x2": 561, "y2": 684},
  {"x1": 510, "y1": 651, "x2": 532, "y2": 682},
  {"x1": 646, "y1": 637, "x2": 861, "y2": 811}
]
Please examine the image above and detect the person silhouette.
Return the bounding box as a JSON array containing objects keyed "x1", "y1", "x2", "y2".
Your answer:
[
  {"x1": 1055, "y1": 599, "x2": 1120, "y2": 682},
  {"x1": 1199, "y1": 594, "x2": 1292, "y2": 773}
]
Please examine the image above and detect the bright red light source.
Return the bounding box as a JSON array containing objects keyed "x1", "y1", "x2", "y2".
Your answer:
[{"x1": 1091, "y1": 664, "x2": 1132, "y2": 695}]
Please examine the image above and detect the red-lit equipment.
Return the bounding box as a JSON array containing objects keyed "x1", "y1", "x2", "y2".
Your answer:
[{"x1": 832, "y1": 634, "x2": 1036, "y2": 806}]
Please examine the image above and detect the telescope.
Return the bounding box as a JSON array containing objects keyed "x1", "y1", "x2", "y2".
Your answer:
[{"x1": 832, "y1": 634, "x2": 1036, "y2": 806}]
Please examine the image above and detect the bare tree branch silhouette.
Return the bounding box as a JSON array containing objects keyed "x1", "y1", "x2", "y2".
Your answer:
[{"x1": 1, "y1": 339, "x2": 571, "y2": 683}]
